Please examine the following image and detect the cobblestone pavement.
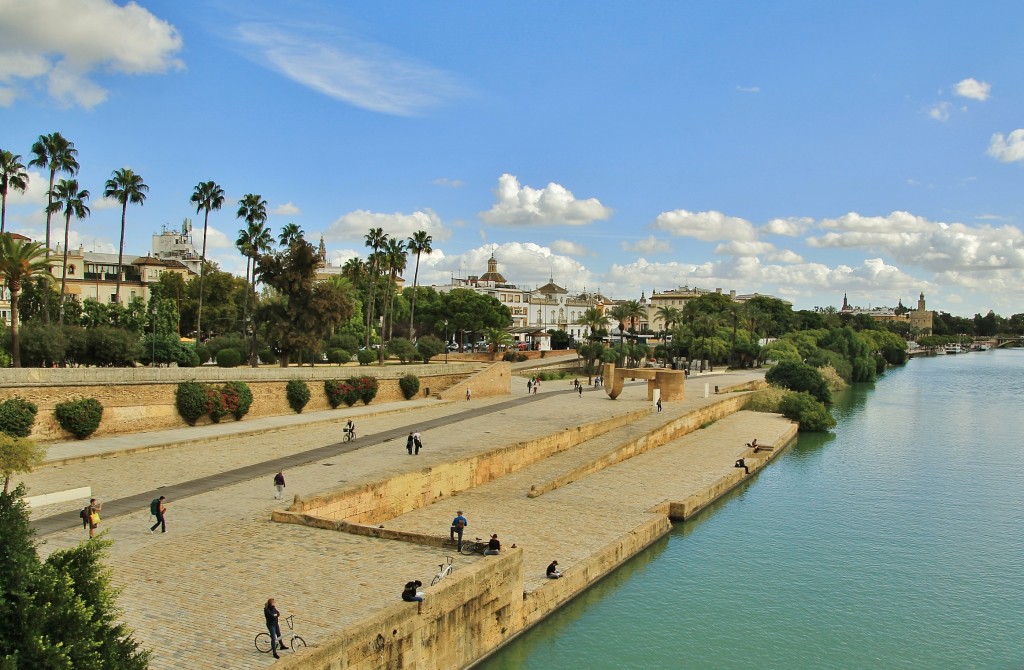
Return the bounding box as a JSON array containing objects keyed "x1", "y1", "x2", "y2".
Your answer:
[{"x1": 25, "y1": 369, "x2": 772, "y2": 670}]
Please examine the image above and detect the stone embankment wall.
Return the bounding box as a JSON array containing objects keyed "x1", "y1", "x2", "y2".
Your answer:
[{"x1": 0, "y1": 363, "x2": 504, "y2": 441}]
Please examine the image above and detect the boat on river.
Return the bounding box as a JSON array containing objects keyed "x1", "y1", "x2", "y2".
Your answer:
[{"x1": 944, "y1": 343, "x2": 963, "y2": 354}]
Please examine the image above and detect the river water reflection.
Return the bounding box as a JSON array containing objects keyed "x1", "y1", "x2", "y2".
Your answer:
[{"x1": 480, "y1": 349, "x2": 1024, "y2": 669}]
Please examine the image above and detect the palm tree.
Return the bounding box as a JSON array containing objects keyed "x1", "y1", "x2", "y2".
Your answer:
[
  {"x1": 382, "y1": 237, "x2": 406, "y2": 342},
  {"x1": 236, "y1": 194, "x2": 270, "y2": 364},
  {"x1": 29, "y1": 132, "x2": 79, "y2": 324},
  {"x1": 278, "y1": 223, "x2": 303, "y2": 248},
  {"x1": 363, "y1": 228, "x2": 388, "y2": 349},
  {"x1": 103, "y1": 168, "x2": 148, "y2": 305},
  {"x1": 190, "y1": 180, "x2": 225, "y2": 341},
  {"x1": 655, "y1": 305, "x2": 682, "y2": 336},
  {"x1": 607, "y1": 303, "x2": 632, "y2": 346},
  {"x1": 622, "y1": 299, "x2": 646, "y2": 336},
  {"x1": 341, "y1": 257, "x2": 366, "y2": 284},
  {"x1": 46, "y1": 179, "x2": 90, "y2": 326},
  {"x1": 0, "y1": 234, "x2": 51, "y2": 367},
  {"x1": 575, "y1": 306, "x2": 610, "y2": 341},
  {"x1": 406, "y1": 230, "x2": 433, "y2": 339},
  {"x1": 0, "y1": 150, "x2": 29, "y2": 234}
]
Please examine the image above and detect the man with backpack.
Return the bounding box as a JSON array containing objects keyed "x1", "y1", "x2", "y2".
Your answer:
[
  {"x1": 149, "y1": 495, "x2": 167, "y2": 533},
  {"x1": 450, "y1": 511, "x2": 468, "y2": 551}
]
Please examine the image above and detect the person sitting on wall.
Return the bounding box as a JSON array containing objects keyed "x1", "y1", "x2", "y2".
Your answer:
[
  {"x1": 547, "y1": 560, "x2": 562, "y2": 579},
  {"x1": 734, "y1": 458, "x2": 749, "y2": 475},
  {"x1": 485, "y1": 533, "x2": 501, "y2": 555},
  {"x1": 402, "y1": 580, "x2": 424, "y2": 614}
]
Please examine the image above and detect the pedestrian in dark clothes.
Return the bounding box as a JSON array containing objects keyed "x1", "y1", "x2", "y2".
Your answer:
[
  {"x1": 407, "y1": 432, "x2": 415, "y2": 455},
  {"x1": 413, "y1": 431, "x2": 423, "y2": 455}
]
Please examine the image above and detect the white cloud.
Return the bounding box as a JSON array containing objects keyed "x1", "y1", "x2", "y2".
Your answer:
[
  {"x1": 432, "y1": 177, "x2": 464, "y2": 188},
  {"x1": 954, "y1": 78, "x2": 990, "y2": 101},
  {"x1": 271, "y1": 202, "x2": 301, "y2": 216},
  {"x1": 988, "y1": 129, "x2": 1024, "y2": 163},
  {"x1": 714, "y1": 240, "x2": 777, "y2": 257},
  {"x1": 236, "y1": 23, "x2": 463, "y2": 116},
  {"x1": 621, "y1": 235, "x2": 671, "y2": 254},
  {"x1": 928, "y1": 101, "x2": 952, "y2": 121},
  {"x1": 653, "y1": 209, "x2": 757, "y2": 242},
  {"x1": 550, "y1": 239, "x2": 590, "y2": 256},
  {"x1": 736, "y1": 85, "x2": 760, "y2": 93},
  {"x1": 437, "y1": 242, "x2": 596, "y2": 292},
  {"x1": 325, "y1": 208, "x2": 451, "y2": 244},
  {"x1": 0, "y1": 86, "x2": 14, "y2": 107},
  {"x1": 480, "y1": 174, "x2": 612, "y2": 227},
  {"x1": 766, "y1": 249, "x2": 803, "y2": 264},
  {"x1": 0, "y1": 0, "x2": 183, "y2": 109},
  {"x1": 763, "y1": 216, "x2": 813, "y2": 236}
]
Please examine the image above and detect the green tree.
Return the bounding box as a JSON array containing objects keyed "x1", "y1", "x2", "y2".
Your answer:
[
  {"x1": 765, "y1": 360, "x2": 832, "y2": 404},
  {"x1": 0, "y1": 149, "x2": 29, "y2": 234},
  {"x1": 0, "y1": 435, "x2": 44, "y2": 493},
  {"x1": 0, "y1": 235, "x2": 51, "y2": 367},
  {"x1": 415, "y1": 334, "x2": 444, "y2": 363},
  {"x1": 235, "y1": 194, "x2": 271, "y2": 365},
  {"x1": 382, "y1": 237, "x2": 406, "y2": 344},
  {"x1": 654, "y1": 305, "x2": 682, "y2": 336},
  {"x1": 406, "y1": 230, "x2": 433, "y2": 339},
  {"x1": 278, "y1": 222, "x2": 303, "y2": 248},
  {"x1": 363, "y1": 228, "x2": 388, "y2": 349},
  {"x1": 103, "y1": 168, "x2": 149, "y2": 306},
  {"x1": 29, "y1": 132, "x2": 79, "y2": 324},
  {"x1": 575, "y1": 306, "x2": 610, "y2": 341},
  {"x1": 190, "y1": 180, "x2": 225, "y2": 341},
  {"x1": 607, "y1": 303, "x2": 631, "y2": 345},
  {"x1": 46, "y1": 178, "x2": 90, "y2": 327},
  {"x1": 0, "y1": 487, "x2": 150, "y2": 668}
]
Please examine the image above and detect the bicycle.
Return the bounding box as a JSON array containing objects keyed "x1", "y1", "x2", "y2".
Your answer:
[
  {"x1": 255, "y1": 614, "x2": 306, "y2": 654},
  {"x1": 343, "y1": 428, "x2": 356, "y2": 443},
  {"x1": 460, "y1": 537, "x2": 488, "y2": 556},
  {"x1": 431, "y1": 555, "x2": 454, "y2": 585}
]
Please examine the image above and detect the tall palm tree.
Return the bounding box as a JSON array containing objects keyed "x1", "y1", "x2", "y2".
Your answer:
[
  {"x1": 363, "y1": 227, "x2": 388, "y2": 348},
  {"x1": 622, "y1": 299, "x2": 646, "y2": 336},
  {"x1": 278, "y1": 223, "x2": 303, "y2": 248},
  {"x1": 341, "y1": 257, "x2": 366, "y2": 283},
  {"x1": 655, "y1": 305, "x2": 682, "y2": 336},
  {"x1": 0, "y1": 234, "x2": 51, "y2": 367},
  {"x1": 190, "y1": 180, "x2": 224, "y2": 341},
  {"x1": 236, "y1": 193, "x2": 269, "y2": 365},
  {"x1": 0, "y1": 149, "x2": 29, "y2": 234},
  {"x1": 29, "y1": 132, "x2": 79, "y2": 324},
  {"x1": 46, "y1": 179, "x2": 90, "y2": 326},
  {"x1": 406, "y1": 230, "x2": 433, "y2": 339},
  {"x1": 607, "y1": 303, "x2": 632, "y2": 346},
  {"x1": 382, "y1": 237, "x2": 406, "y2": 342},
  {"x1": 103, "y1": 168, "x2": 148, "y2": 305},
  {"x1": 575, "y1": 306, "x2": 610, "y2": 341}
]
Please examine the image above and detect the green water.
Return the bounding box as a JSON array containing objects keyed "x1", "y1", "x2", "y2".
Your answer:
[{"x1": 481, "y1": 350, "x2": 1024, "y2": 669}]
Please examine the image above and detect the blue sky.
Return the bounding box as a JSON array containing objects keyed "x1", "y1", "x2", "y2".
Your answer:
[{"x1": 3, "y1": 0, "x2": 1024, "y2": 317}]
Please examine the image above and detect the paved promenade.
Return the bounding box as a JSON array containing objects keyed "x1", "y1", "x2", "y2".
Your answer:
[{"x1": 22, "y1": 368, "x2": 785, "y2": 670}]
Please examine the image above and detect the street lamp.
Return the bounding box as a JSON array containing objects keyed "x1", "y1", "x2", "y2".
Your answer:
[
  {"x1": 444, "y1": 320, "x2": 449, "y2": 364},
  {"x1": 150, "y1": 304, "x2": 157, "y2": 367}
]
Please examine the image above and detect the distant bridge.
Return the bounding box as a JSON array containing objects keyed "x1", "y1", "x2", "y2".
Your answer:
[{"x1": 995, "y1": 337, "x2": 1024, "y2": 348}]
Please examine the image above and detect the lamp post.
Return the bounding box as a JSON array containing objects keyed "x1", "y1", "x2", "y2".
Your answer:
[
  {"x1": 444, "y1": 319, "x2": 449, "y2": 364},
  {"x1": 150, "y1": 304, "x2": 157, "y2": 367}
]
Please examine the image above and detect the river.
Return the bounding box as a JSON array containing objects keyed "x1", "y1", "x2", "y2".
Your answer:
[{"x1": 480, "y1": 349, "x2": 1024, "y2": 669}]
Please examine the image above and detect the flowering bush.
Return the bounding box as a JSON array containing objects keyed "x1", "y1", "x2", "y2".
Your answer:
[
  {"x1": 325, "y1": 380, "x2": 345, "y2": 409},
  {"x1": 399, "y1": 374, "x2": 420, "y2": 400},
  {"x1": 204, "y1": 384, "x2": 227, "y2": 423},
  {"x1": 355, "y1": 376, "x2": 378, "y2": 405}
]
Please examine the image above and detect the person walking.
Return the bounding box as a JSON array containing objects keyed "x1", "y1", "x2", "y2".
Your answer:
[
  {"x1": 82, "y1": 498, "x2": 102, "y2": 538},
  {"x1": 274, "y1": 471, "x2": 286, "y2": 500},
  {"x1": 413, "y1": 431, "x2": 423, "y2": 455},
  {"x1": 577, "y1": 384, "x2": 583, "y2": 398},
  {"x1": 466, "y1": 387, "x2": 472, "y2": 401},
  {"x1": 527, "y1": 379, "x2": 532, "y2": 394},
  {"x1": 657, "y1": 398, "x2": 663, "y2": 413},
  {"x1": 264, "y1": 598, "x2": 288, "y2": 658},
  {"x1": 149, "y1": 495, "x2": 167, "y2": 533},
  {"x1": 450, "y1": 511, "x2": 468, "y2": 551},
  {"x1": 406, "y1": 432, "x2": 415, "y2": 455}
]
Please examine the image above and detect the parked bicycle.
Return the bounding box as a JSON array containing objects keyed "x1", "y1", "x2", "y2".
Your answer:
[
  {"x1": 460, "y1": 537, "x2": 488, "y2": 556},
  {"x1": 255, "y1": 614, "x2": 306, "y2": 654},
  {"x1": 431, "y1": 555, "x2": 454, "y2": 585}
]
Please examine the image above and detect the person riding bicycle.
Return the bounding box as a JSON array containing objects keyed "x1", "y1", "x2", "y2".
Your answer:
[{"x1": 344, "y1": 420, "x2": 356, "y2": 440}]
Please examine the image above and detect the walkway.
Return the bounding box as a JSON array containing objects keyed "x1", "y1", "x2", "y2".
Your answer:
[{"x1": 22, "y1": 368, "x2": 773, "y2": 670}]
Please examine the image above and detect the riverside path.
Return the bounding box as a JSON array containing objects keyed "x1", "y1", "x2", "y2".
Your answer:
[{"x1": 21, "y1": 368, "x2": 786, "y2": 670}]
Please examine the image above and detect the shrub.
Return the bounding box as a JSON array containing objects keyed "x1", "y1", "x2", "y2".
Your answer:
[
  {"x1": 193, "y1": 343, "x2": 210, "y2": 365},
  {"x1": 216, "y1": 347, "x2": 242, "y2": 368},
  {"x1": 327, "y1": 348, "x2": 350, "y2": 365},
  {"x1": 175, "y1": 381, "x2": 206, "y2": 426},
  {"x1": 817, "y1": 365, "x2": 848, "y2": 392},
  {"x1": 203, "y1": 385, "x2": 226, "y2": 423},
  {"x1": 54, "y1": 398, "x2": 103, "y2": 439},
  {"x1": 415, "y1": 335, "x2": 444, "y2": 364},
  {"x1": 259, "y1": 348, "x2": 278, "y2": 365},
  {"x1": 356, "y1": 349, "x2": 376, "y2": 366},
  {"x1": 339, "y1": 379, "x2": 360, "y2": 407},
  {"x1": 779, "y1": 391, "x2": 837, "y2": 432},
  {"x1": 174, "y1": 343, "x2": 201, "y2": 368},
  {"x1": 223, "y1": 381, "x2": 253, "y2": 420},
  {"x1": 325, "y1": 380, "x2": 345, "y2": 408},
  {"x1": 515, "y1": 353, "x2": 528, "y2": 362},
  {"x1": 355, "y1": 376, "x2": 378, "y2": 404},
  {"x1": 86, "y1": 326, "x2": 141, "y2": 366},
  {"x1": 502, "y1": 351, "x2": 516, "y2": 362},
  {"x1": 286, "y1": 379, "x2": 311, "y2": 413},
  {"x1": 205, "y1": 333, "x2": 247, "y2": 361},
  {"x1": 387, "y1": 338, "x2": 417, "y2": 363},
  {"x1": 765, "y1": 361, "x2": 831, "y2": 404},
  {"x1": 0, "y1": 397, "x2": 38, "y2": 438},
  {"x1": 746, "y1": 387, "x2": 788, "y2": 413},
  {"x1": 399, "y1": 374, "x2": 420, "y2": 400}
]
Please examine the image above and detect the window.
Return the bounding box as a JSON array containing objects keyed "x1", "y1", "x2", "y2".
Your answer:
[{"x1": 68, "y1": 264, "x2": 76, "y2": 276}]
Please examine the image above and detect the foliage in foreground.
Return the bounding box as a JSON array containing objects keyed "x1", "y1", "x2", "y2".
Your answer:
[
  {"x1": 778, "y1": 391, "x2": 837, "y2": 432},
  {"x1": 0, "y1": 486, "x2": 150, "y2": 669}
]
